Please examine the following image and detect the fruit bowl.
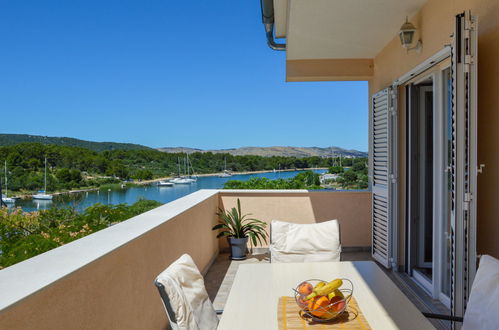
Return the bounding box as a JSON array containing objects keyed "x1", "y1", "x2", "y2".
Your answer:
[{"x1": 293, "y1": 278, "x2": 353, "y2": 322}]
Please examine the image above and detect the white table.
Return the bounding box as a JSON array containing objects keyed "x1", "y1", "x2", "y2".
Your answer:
[{"x1": 217, "y1": 261, "x2": 435, "y2": 330}]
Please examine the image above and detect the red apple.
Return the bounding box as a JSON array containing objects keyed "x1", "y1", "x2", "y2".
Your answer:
[{"x1": 297, "y1": 281, "x2": 313, "y2": 296}]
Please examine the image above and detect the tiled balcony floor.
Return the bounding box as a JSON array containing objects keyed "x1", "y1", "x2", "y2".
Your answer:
[{"x1": 204, "y1": 249, "x2": 450, "y2": 330}]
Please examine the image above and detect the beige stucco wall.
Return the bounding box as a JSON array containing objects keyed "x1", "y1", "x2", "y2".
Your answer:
[
  {"x1": 370, "y1": 0, "x2": 499, "y2": 258},
  {"x1": 0, "y1": 193, "x2": 220, "y2": 330},
  {"x1": 219, "y1": 191, "x2": 373, "y2": 248}
]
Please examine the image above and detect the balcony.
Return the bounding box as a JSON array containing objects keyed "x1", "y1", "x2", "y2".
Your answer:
[{"x1": 0, "y1": 189, "x2": 446, "y2": 329}]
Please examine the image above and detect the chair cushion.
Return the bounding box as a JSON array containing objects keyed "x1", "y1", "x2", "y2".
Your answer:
[
  {"x1": 270, "y1": 219, "x2": 341, "y2": 263},
  {"x1": 462, "y1": 255, "x2": 499, "y2": 330},
  {"x1": 156, "y1": 254, "x2": 218, "y2": 330}
]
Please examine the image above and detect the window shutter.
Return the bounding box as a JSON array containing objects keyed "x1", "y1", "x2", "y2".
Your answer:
[
  {"x1": 451, "y1": 11, "x2": 477, "y2": 320},
  {"x1": 371, "y1": 88, "x2": 397, "y2": 269}
]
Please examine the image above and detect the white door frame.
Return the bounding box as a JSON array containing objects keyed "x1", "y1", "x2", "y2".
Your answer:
[{"x1": 393, "y1": 48, "x2": 452, "y2": 304}]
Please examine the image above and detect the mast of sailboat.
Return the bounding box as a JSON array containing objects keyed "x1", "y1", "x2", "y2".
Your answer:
[
  {"x1": 0, "y1": 176, "x2": 4, "y2": 207},
  {"x1": 177, "y1": 157, "x2": 181, "y2": 176},
  {"x1": 188, "y1": 154, "x2": 196, "y2": 177},
  {"x1": 4, "y1": 160, "x2": 8, "y2": 197},
  {"x1": 44, "y1": 157, "x2": 48, "y2": 192},
  {"x1": 186, "y1": 154, "x2": 190, "y2": 177}
]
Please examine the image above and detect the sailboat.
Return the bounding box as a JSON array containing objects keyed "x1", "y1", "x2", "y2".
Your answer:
[
  {"x1": 158, "y1": 180, "x2": 174, "y2": 187},
  {"x1": 2, "y1": 160, "x2": 15, "y2": 204},
  {"x1": 218, "y1": 157, "x2": 232, "y2": 177},
  {"x1": 170, "y1": 154, "x2": 196, "y2": 184},
  {"x1": 185, "y1": 154, "x2": 197, "y2": 182},
  {"x1": 32, "y1": 158, "x2": 53, "y2": 200}
]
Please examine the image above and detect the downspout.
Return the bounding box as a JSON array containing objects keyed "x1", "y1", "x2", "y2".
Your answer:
[{"x1": 260, "y1": 0, "x2": 286, "y2": 51}]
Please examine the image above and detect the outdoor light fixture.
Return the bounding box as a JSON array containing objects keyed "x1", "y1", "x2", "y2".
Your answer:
[{"x1": 399, "y1": 17, "x2": 422, "y2": 53}]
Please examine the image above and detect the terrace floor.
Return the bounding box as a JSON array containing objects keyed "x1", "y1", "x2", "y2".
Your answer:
[{"x1": 204, "y1": 249, "x2": 451, "y2": 330}]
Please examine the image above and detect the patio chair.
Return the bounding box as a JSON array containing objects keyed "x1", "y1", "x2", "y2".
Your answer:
[
  {"x1": 423, "y1": 254, "x2": 499, "y2": 329},
  {"x1": 154, "y1": 254, "x2": 222, "y2": 330},
  {"x1": 269, "y1": 219, "x2": 341, "y2": 263}
]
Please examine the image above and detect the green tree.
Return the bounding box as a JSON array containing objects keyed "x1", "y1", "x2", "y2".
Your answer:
[
  {"x1": 133, "y1": 169, "x2": 153, "y2": 180},
  {"x1": 328, "y1": 166, "x2": 344, "y2": 174},
  {"x1": 0, "y1": 199, "x2": 162, "y2": 269},
  {"x1": 56, "y1": 168, "x2": 72, "y2": 183},
  {"x1": 337, "y1": 171, "x2": 358, "y2": 188}
]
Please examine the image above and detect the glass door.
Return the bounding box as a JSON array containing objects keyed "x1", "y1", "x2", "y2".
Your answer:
[
  {"x1": 407, "y1": 77, "x2": 434, "y2": 292},
  {"x1": 406, "y1": 66, "x2": 453, "y2": 306}
]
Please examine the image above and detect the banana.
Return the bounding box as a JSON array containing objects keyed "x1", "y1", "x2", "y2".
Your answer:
[
  {"x1": 327, "y1": 289, "x2": 344, "y2": 300},
  {"x1": 315, "y1": 279, "x2": 343, "y2": 296},
  {"x1": 306, "y1": 279, "x2": 342, "y2": 300},
  {"x1": 306, "y1": 281, "x2": 326, "y2": 300}
]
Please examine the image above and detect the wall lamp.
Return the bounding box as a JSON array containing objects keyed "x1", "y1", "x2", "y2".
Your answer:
[{"x1": 399, "y1": 17, "x2": 422, "y2": 53}]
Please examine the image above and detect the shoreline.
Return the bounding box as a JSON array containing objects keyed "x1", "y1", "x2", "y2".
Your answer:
[
  {"x1": 134, "y1": 167, "x2": 328, "y2": 185},
  {"x1": 7, "y1": 168, "x2": 328, "y2": 199}
]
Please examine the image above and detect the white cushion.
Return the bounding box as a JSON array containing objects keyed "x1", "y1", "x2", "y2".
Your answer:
[
  {"x1": 156, "y1": 254, "x2": 218, "y2": 330},
  {"x1": 462, "y1": 255, "x2": 499, "y2": 330},
  {"x1": 270, "y1": 219, "x2": 341, "y2": 263}
]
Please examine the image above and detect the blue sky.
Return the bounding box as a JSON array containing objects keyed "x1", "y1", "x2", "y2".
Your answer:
[{"x1": 0, "y1": 1, "x2": 368, "y2": 151}]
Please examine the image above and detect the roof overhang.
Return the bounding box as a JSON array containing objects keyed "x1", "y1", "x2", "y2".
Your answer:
[{"x1": 273, "y1": 0, "x2": 427, "y2": 81}]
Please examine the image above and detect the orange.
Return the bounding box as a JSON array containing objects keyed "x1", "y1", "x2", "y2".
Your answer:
[{"x1": 308, "y1": 296, "x2": 330, "y2": 318}]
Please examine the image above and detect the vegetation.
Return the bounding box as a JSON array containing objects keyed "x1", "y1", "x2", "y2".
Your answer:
[
  {"x1": 223, "y1": 171, "x2": 322, "y2": 190},
  {"x1": 0, "y1": 199, "x2": 162, "y2": 268},
  {"x1": 0, "y1": 143, "x2": 363, "y2": 193},
  {"x1": 0, "y1": 134, "x2": 151, "y2": 152},
  {"x1": 333, "y1": 159, "x2": 368, "y2": 189},
  {"x1": 212, "y1": 198, "x2": 267, "y2": 246},
  {"x1": 222, "y1": 161, "x2": 369, "y2": 191},
  {"x1": 328, "y1": 166, "x2": 344, "y2": 174}
]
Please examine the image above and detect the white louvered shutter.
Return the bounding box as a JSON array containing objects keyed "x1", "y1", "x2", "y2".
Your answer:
[{"x1": 371, "y1": 88, "x2": 397, "y2": 269}]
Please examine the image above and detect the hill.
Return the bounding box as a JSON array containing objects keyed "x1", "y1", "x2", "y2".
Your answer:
[
  {"x1": 0, "y1": 134, "x2": 151, "y2": 152},
  {"x1": 157, "y1": 146, "x2": 367, "y2": 158}
]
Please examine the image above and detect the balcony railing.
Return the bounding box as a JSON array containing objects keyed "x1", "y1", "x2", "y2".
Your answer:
[{"x1": 0, "y1": 189, "x2": 372, "y2": 329}]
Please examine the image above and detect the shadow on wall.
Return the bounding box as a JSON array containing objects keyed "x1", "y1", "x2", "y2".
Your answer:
[{"x1": 217, "y1": 191, "x2": 372, "y2": 249}]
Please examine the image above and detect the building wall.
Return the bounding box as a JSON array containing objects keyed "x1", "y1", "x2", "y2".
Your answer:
[
  {"x1": 370, "y1": 0, "x2": 499, "y2": 258},
  {"x1": 219, "y1": 191, "x2": 373, "y2": 248},
  {"x1": 0, "y1": 191, "x2": 220, "y2": 330}
]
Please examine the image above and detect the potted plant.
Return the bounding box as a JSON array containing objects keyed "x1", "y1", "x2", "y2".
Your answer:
[{"x1": 212, "y1": 198, "x2": 268, "y2": 260}]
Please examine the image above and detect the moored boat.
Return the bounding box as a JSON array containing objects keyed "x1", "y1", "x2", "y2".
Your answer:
[
  {"x1": 218, "y1": 157, "x2": 232, "y2": 177},
  {"x1": 32, "y1": 191, "x2": 53, "y2": 200},
  {"x1": 1, "y1": 194, "x2": 16, "y2": 204},
  {"x1": 32, "y1": 158, "x2": 53, "y2": 200},
  {"x1": 2, "y1": 161, "x2": 16, "y2": 204},
  {"x1": 170, "y1": 177, "x2": 192, "y2": 184},
  {"x1": 158, "y1": 180, "x2": 174, "y2": 186}
]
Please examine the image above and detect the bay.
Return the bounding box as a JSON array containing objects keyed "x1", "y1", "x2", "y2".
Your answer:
[{"x1": 14, "y1": 169, "x2": 327, "y2": 212}]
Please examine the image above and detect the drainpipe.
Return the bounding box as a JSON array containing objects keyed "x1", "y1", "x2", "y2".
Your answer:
[{"x1": 260, "y1": 0, "x2": 286, "y2": 51}]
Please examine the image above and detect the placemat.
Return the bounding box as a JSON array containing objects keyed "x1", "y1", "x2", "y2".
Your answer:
[{"x1": 277, "y1": 296, "x2": 371, "y2": 329}]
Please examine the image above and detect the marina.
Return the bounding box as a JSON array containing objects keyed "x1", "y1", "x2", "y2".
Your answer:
[{"x1": 12, "y1": 169, "x2": 327, "y2": 212}]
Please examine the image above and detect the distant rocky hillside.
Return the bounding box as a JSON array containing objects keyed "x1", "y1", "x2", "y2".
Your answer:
[
  {"x1": 0, "y1": 134, "x2": 151, "y2": 152},
  {"x1": 157, "y1": 146, "x2": 367, "y2": 158}
]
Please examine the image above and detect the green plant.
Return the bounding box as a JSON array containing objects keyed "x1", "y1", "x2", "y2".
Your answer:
[
  {"x1": 0, "y1": 199, "x2": 162, "y2": 269},
  {"x1": 212, "y1": 199, "x2": 268, "y2": 246}
]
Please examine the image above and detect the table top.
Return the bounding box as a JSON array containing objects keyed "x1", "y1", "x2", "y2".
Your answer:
[{"x1": 217, "y1": 261, "x2": 435, "y2": 330}]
